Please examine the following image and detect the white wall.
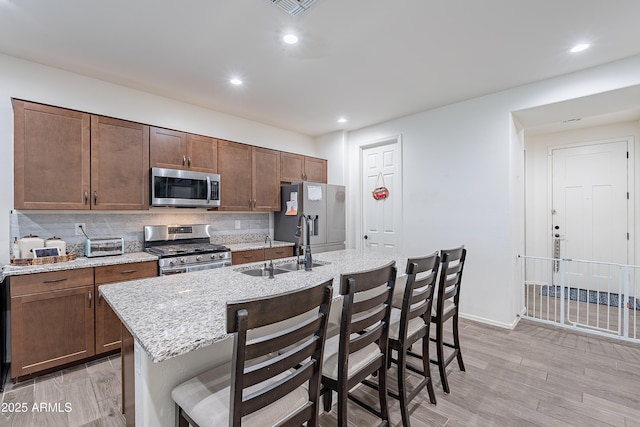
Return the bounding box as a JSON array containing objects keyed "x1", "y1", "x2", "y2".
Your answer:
[
  {"x1": 315, "y1": 130, "x2": 346, "y2": 186},
  {"x1": 524, "y1": 120, "x2": 640, "y2": 263},
  {"x1": 0, "y1": 53, "x2": 318, "y2": 264},
  {"x1": 343, "y1": 54, "x2": 640, "y2": 328}
]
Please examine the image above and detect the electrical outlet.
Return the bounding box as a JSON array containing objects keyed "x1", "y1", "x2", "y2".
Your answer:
[
  {"x1": 235, "y1": 220, "x2": 241, "y2": 230},
  {"x1": 75, "y1": 223, "x2": 86, "y2": 236}
]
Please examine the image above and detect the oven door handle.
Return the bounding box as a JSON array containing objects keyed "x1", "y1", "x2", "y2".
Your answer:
[
  {"x1": 206, "y1": 176, "x2": 211, "y2": 204},
  {"x1": 161, "y1": 268, "x2": 187, "y2": 276}
]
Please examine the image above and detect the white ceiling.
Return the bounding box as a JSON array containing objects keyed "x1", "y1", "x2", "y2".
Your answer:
[{"x1": 1, "y1": 0, "x2": 640, "y2": 136}]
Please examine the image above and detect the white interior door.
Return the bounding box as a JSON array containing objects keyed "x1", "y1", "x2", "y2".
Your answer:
[
  {"x1": 551, "y1": 139, "x2": 629, "y2": 289},
  {"x1": 361, "y1": 138, "x2": 402, "y2": 249}
]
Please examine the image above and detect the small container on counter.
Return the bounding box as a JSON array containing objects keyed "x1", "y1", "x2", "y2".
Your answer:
[
  {"x1": 45, "y1": 236, "x2": 67, "y2": 255},
  {"x1": 18, "y1": 234, "x2": 44, "y2": 259},
  {"x1": 12, "y1": 237, "x2": 20, "y2": 258}
]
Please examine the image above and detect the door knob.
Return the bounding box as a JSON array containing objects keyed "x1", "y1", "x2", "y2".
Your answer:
[{"x1": 364, "y1": 235, "x2": 368, "y2": 240}]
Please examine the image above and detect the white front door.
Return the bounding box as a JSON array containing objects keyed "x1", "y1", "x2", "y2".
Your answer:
[
  {"x1": 551, "y1": 139, "x2": 630, "y2": 288},
  {"x1": 361, "y1": 137, "x2": 402, "y2": 249}
]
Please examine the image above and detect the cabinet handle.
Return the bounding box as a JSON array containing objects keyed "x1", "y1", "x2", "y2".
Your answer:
[
  {"x1": 93, "y1": 191, "x2": 97, "y2": 205},
  {"x1": 43, "y1": 278, "x2": 68, "y2": 284},
  {"x1": 249, "y1": 199, "x2": 252, "y2": 208},
  {"x1": 243, "y1": 255, "x2": 254, "y2": 259},
  {"x1": 275, "y1": 250, "x2": 284, "y2": 255},
  {"x1": 98, "y1": 293, "x2": 102, "y2": 306},
  {"x1": 88, "y1": 290, "x2": 92, "y2": 308},
  {"x1": 120, "y1": 269, "x2": 138, "y2": 274},
  {"x1": 253, "y1": 199, "x2": 256, "y2": 208},
  {"x1": 188, "y1": 156, "x2": 191, "y2": 167},
  {"x1": 84, "y1": 190, "x2": 89, "y2": 205},
  {"x1": 183, "y1": 155, "x2": 186, "y2": 166}
]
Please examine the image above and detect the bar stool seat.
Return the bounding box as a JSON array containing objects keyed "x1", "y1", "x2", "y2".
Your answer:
[{"x1": 171, "y1": 361, "x2": 309, "y2": 426}]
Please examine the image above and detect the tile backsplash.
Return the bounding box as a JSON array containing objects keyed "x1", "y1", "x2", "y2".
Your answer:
[{"x1": 10, "y1": 210, "x2": 270, "y2": 256}]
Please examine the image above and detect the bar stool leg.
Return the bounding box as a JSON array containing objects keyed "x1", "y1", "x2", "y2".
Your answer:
[
  {"x1": 453, "y1": 314, "x2": 465, "y2": 371},
  {"x1": 435, "y1": 318, "x2": 450, "y2": 394},
  {"x1": 421, "y1": 335, "x2": 437, "y2": 404},
  {"x1": 396, "y1": 346, "x2": 410, "y2": 427}
]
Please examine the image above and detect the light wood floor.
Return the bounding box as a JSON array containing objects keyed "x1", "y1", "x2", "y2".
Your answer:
[{"x1": 2, "y1": 318, "x2": 639, "y2": 426}]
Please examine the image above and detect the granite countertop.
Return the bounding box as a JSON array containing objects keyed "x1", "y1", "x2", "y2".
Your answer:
[
  {"x1": 226, "y1": 240, "x2": 294, "y2": 252},
  {"x1": 100, "y1": 248, "x2": 408, "y2": 363},
  {"x1": 1, "y1": 252, "x2": 158, "y2": 281}
]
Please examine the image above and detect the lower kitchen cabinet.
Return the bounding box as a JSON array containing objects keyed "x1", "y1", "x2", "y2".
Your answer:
[
  {"x1": 10, "y1": 269, "x2": 95, "y2": 378},
  {"x1": 95, "y1": 261, "x2": 157, "y2": 354},
  {"x1": 9, "y1": 261, "x2": 157, "y2": 379},
  {"x1": 232, "y1": 248, "x2": 265, "y2": 265},
  {"x1": 232, "y1": 246, "x2": 293, "y2": 265}
]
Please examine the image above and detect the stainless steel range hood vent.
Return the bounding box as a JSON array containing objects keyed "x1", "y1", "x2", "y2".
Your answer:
[{"x1": 268, "y1": 0, "x2": 319, "y2": 16}]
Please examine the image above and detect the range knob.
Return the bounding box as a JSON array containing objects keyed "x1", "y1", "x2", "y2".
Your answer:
[
  {"x1": 196, "y1": 255, "x2": 202, "y2": 261},
  {"x1": 180, "y1": 257, "x2": 186, "y2": 264},
  {"x1": 169, "y1": 260, "x2": 176, "y2": 266},
  {"x1": 210, "y1": 254, "x2": 217, "y2": 260}
]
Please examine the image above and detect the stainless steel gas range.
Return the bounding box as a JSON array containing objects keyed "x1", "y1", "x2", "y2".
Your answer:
[{"x1": 144, "y1": 224, "x2": 231, "y2": 275}]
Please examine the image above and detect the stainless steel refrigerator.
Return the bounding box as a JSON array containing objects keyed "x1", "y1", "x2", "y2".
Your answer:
[{"x1": 274, "y1": 182, "x2": 346, "y2": 254}]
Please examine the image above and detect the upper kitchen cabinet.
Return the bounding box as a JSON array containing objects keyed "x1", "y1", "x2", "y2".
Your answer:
[
  {"x1": 91, "y1": 116, "x2": 150, "y2": 210},
  {"x1": 252, "y1": 146, "x2": 281, "y2": 211},
  {"x1": 218, "y1": 140, "x2": 280, "y2": 211},
  {"x1": 14, "y1": 101, "x2": 150, "y2": 210},
  {"x1": 150, "y1": 127, "x2": 217, "y2": 173},
  {"x1": 14, "y1": 100, "x2": 91, "y2": 210},
  {"x1": 280, "y1": 152, "x2": 327, "y2": 183}
]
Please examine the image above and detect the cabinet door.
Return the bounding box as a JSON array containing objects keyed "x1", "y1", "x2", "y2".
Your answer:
[
  {"x1": 11, "y1": 285, "x2": 95, "y2": 378},
  {"x1": 14, "y1": 100, "x2": 91, "y2": 210},
  {"x1": 280, "y1": 152, "x2": 305, "y2": 183},
  {"x1": 187, "y1": 134, "x2": 218, "y2": 173},
  {"x1": 91, "y1": 116, "x2": 150, "y2": 210},
  {"x1": 304, "y1": 156, "x2": 327, "y2": 183},
  {"x1": 232, "y1": 249, "x2": 265, "y2": 265},
  {"x1": 95, "y1": 262, "x2": 157, "y2": 355},
  {"x1": 252, "y1": 147, "x2": 281, "y2": 211},
  {"x1": 218, "y1": 140, "x2": 252, "y2": 211},
  {"x1": 150, "y1": 127, "x2": 189, "y2": 170},
  {"x1": 272, "y1": 246, "x2": 294, "y2": 260}
]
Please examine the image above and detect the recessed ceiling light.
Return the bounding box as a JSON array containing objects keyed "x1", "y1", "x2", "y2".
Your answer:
[
  {"x1": 283, "y1": 34, "x2": 298, "y2": 44},
  {"x1": 337, "y1": 117, "x2": 347, "y2": 123},
  {"x1": 230, "y1": 78, "x2": 243, "y2": 85},
  {"x1": 570, "y1": 43, "x2": 590, "y2": 53}
]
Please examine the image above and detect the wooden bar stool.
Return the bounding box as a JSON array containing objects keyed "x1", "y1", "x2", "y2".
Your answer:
[
  {"x1": 172, "y1": 278, "x2": 333, "y2": 427},
  {"x1": 321, "y1": 261, "x2": 397, "y2": 427},
  {"x1": 430, "y1": 246, "x2": 467, "y2": 394},
  {"x1": 385, "y1": 253, "x2": 439, "y2": 426}
]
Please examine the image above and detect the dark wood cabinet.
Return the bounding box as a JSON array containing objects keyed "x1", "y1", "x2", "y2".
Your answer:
[
  {"x1": 14, "y1": 100, "x2": 91, "y2": 210},
  {"x1": 252, "y1": 146, "x2": 281, "y2": 211},
  {"x1": 218, "y1": 141, "x2": 280, "y2": 211},
  {"x1": 232, "y1": 249, "x2": 265, "y2": 265},
  {"x1": 94, "y1": 261, "x2": 157, "y2": 355},
  {"x1": 303, "y1": 156, "x2": 327, "y2": 183},
  {"x1": 9, "y1": 261, "x2": 157, "y2": 379},
  {"x1": 91, "y1": 116, "x2": 150, "y2": 210},
  {"x1": 232, "y1": 246, "x2": 293, "y2": 265},
  {"x1": 218, "y1": 140, "x2": 253, "y2": 211},
  {"x1": 280, "y1": 152, "x2": 327, "y2": 183},
  {"x1": 10, "y1": 269, "x2": 96, "y2": 378},
  {"x1": 150, "y1": 127, "x2": 217, "y2": 173},
  {"x1": 14, "y1": 100, "x2": 150, "y2": 211}
]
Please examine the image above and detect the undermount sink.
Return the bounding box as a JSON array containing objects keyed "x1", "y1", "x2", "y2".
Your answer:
[
  {"x1": 239, "y1": 267, "x2": 290, "y2": 277},
  {"x1": 277, "y1": 261, "x2": 330, "y2": 271},
  {"x1": 237, "y1": 260, "x2": 330, "y2": 277}
]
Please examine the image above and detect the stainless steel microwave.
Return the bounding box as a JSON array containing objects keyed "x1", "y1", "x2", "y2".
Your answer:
[{"x1": 151, "y1": 167, "x2": 220, "y2": 207}]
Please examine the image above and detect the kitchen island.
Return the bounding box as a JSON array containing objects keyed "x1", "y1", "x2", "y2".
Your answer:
[{"x1": 100, "y1": 247, "x2": 410, "y2": 426}]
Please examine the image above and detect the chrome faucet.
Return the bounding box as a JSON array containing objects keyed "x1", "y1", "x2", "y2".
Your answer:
[
  {"x1": 264, "y1": 234, "x2": 274, "y2": 279},
  {"x1": 295, "y1": 215, "x2": 313, "y2": 271}
]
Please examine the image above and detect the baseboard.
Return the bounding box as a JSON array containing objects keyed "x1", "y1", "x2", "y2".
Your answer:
[{"x1": 459, "y1": 312, "x2": 519, "y2": 330}]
